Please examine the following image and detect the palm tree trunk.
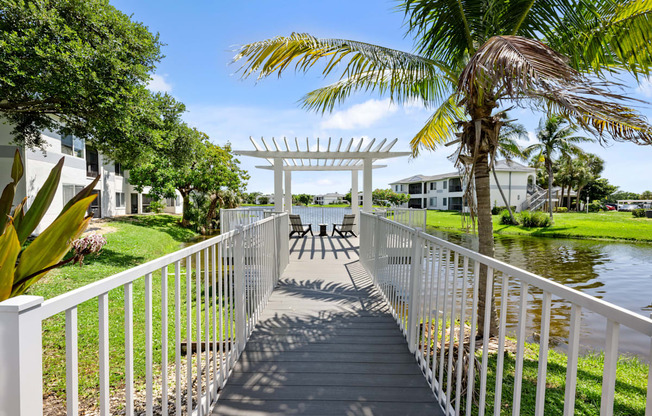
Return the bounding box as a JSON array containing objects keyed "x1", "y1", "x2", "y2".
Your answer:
[
  {"x1": 475, "y1": 153, "x2": 498, "y2": 338},
  {"x1": 492, "y1": 168, "x2": 516, "y2": 223},
  {"x1": 567, "y1": 185, "x2": 572, "y2": 210},
  {"x1": 547, "y1": 160, "x2": 554, "y2": 223},
  {"x1": 181, "y1": 191, "x2": 191, "y2": 228},
  {"x1": 576, "y1": 185, "x2": 584, "y2": 211},
  {"x1": 560, "y1": 186, "x2": 565, "y2": 211}
]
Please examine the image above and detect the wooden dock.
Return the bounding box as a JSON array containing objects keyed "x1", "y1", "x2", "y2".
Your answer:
[{"x1": 213, "y1": 236, "x2": 443, "y2": 415}]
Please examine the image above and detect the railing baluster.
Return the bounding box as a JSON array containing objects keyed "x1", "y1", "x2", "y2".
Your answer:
[
  {"x1": 124, "y1": 281, "x2": 134, "y2": 416},
  {"x1": 445, "y1": 252, "x2": 459, "y2": 409},
  {"x1": 195, "y1": 251, "x2": 202, "y2": 416},
  {"x1": 218, "y1": 241, "x2": 225, "y2": 389},
  {"x1": 465, "y1": 260, "x2": 480, "y2": 416},
  {"x1": 512, "y1": 282, "x2": 529, "y2": 416},
  {"x1": 437, "y1": 248, "x2": 450, "y2": 405},
  {"x1": 211, "y1": 244, "x2": 218, "y2": 399},
  {"x1": 161, "y1": 265, "x2": 169, "y2": 416},
  {"x1": 145, "y1": 272, "x2": 153, "y2": 416},
  {"x1": 563, "y1": 304, "x2": 581, "y2": 416},
  {"x1": 422, "y1": 242, "x2": 435, "y2": 374},
  {"x1": 185, "y1": 256, "x2": 192, "y2": 416},
  {"x1": 203, "y1": 248, "x2": 210, "y2": 412},
  {"x1": 454, "y1": 256, "x2": 469, "y2": 416},
  {"x1": 174, "y1": 260, "x2": 181, "y2": 416},
  {"x1": 431, "y1": 245, "x2": 444, "y2": 392},
  {"x1": 98, "y1": 293, "x2": 109, "y2": 416},
  {"x1": 65, "y1": 307, "x2": 78, "y2": 416},
  {"x1": 478, "y1": 267, "x2": 493, "y2": 416},
  {"x1": 535, "y1": 291, "x2": 552, "y2": 416},
  {"x1": 493, "y1": 274, "x2": 509, "y2": 416},
  {"x1": 600, "y1": 320, "x2": 620, "y2": 416},
  {"x1": 646, "y1": 314, "x2": 652, "y2": 416}
]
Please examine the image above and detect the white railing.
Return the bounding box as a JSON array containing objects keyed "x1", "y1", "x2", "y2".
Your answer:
[
  {"x1": 376, "y1": 207, "x2": 428, "y2": 230},
  {"x1": 0, "y1": 213, "x2": 289, "y2": 416},
  {"x1": 359, "y1": 211, "x2": 652, "y2": 416},
  {"x1": 222, "y1": 206, "x2": 354, "y2": 232}
]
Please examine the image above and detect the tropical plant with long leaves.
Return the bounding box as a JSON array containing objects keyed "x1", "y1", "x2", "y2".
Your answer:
[
  {"x1": 233, "y1": 0, "x2": 652, "y2": 337},
  {"x1": 0, "y1": 150, "x2": 99, "y2": 301},
  {"x1": 524, "y1": 116, "x2": 593, "y2": 221}
]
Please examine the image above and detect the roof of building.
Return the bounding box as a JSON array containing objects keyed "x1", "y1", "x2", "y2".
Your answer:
[{"x1": 389, "y1": 160, "x2": 534, "y2": 184}]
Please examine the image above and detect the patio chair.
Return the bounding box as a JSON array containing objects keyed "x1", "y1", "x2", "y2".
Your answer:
[
  {"x1": 332, "y1": 214, "x2": 356, "y2": 238},
  {"x1": 289, "y1": 214, "x2": 313, "y2": 238}
]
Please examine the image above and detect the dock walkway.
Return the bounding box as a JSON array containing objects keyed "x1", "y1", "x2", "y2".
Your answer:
[{"x1": 213, "y1": 236, "x2": 443, "y2": 415}]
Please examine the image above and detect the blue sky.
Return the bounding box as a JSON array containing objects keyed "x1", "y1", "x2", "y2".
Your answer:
[{"x1": 112, "y1": 0, "x2": 652, "y2": 194}]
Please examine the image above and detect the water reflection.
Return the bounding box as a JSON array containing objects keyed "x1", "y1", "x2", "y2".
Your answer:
[{"x1": 426, "y1": 228, "x2": 652, "y2": 357}]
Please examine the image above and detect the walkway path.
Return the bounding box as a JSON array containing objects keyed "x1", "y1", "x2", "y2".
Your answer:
[{"x1": 213, "y1": 236, "x2": 443, "y2": 415}]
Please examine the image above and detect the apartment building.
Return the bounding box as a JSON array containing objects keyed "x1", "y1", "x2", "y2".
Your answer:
[
  {"x1": 0, "y1": 121, "x2": 182, "y2": 233},
  {"x1": 389, "y1": 160, "x2": 536, "y2": 211}
]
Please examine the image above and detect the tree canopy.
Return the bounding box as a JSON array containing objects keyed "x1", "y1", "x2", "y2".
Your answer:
[{"x1": 0, "y1": 0, "x2": 163, "y2": 162}]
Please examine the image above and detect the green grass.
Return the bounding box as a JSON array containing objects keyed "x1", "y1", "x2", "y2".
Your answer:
[
  {"x1": 473, "y1": 343, "x2": 648, "y2": 415},
  {"x1": 29, "y1": 215, "x2": 206, "y2": 406},
  {"x1": 426, "y1": 210, "x2": 652, "y2": 242}
]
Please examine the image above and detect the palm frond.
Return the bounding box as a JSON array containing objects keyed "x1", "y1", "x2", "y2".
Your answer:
[
  {"x1": 458, "y1": 35, "x2": 652, "y2": 144},
  {"x1": 300, "y1": 69, "x2": 453, "y2": 113},
  {"x1": 409, "y1": 94, "x2": 466, "y2": 156},
  {"x1": 234, "y1": 32, "x2": 452, "y2": 82}
]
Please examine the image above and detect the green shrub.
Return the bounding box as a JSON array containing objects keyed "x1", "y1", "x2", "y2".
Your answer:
[
  {"x1": 148, "y1": 200, "x2": 166, "y2": 214},
  {"x1": 519, "y1": 210, "x2": 551, "y2": 227},
  {"x1": 492, "y1": 205, "x2": 517, "y2": 215},
  {"x1": 554, "y1": 206, "x2": 568, "y2": 213},
  {"x1": 499, "y1": 209, "x2": 519, "y2": 225},
  {"x1": 588, "y1": 201, "x2": 605, "y2": 212},
  {"x1": 632, "y1": 208, "x2": 646, "y2": 218}
]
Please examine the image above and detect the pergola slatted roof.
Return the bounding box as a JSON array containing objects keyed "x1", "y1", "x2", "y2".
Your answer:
[
  {"x1": 234, "y1": 137, "x2": 411, "y2": 217},
  {"x1": 235, "y1": 137, "x2": 410, "y2": 171}
]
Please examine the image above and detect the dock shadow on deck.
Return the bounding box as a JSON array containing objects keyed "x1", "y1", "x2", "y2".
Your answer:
[{"x1": 214, "y1": 236, "x2": 443, "y2": 416}]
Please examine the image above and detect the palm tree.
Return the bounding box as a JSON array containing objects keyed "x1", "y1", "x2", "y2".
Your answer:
[
  {"x1": 573, "y1": 153, "x2": 605, "y2": 211},
  {"x1": 524, "y1": 116, "x2": 593, "y2": 222},
  {"x1": 233, "y1": 1, "x2": 652, "y2": 337}
]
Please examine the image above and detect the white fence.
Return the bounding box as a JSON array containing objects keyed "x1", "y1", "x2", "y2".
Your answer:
[
  {"x1": 359, "y1": 211, "x2": 652, "y2": 416},
  {"x1": 0, "y1": 213, "x2": 289, "y2": 416},
  {"x1": 376, "y1": 207, "x2": 427, "y2": 230}
]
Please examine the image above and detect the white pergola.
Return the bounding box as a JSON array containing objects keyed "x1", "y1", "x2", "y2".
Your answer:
[{"x1": 234, "y1": 137, "x2": 410, "y2": 219}]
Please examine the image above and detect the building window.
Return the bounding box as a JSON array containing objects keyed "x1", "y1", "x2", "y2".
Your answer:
[
  {"x1": 114, "y1": 163, "x2": 124, "y2": 177},
  {"x1": 86, "y1": 146, "x2": 99, "y2": 177},
  {"x1": 430, "y1": 197, "x2": 437, "y2": 207},
  {"x1": 116, "y1": 192, "x2": 125, "y2": 208},
  {"x1": 430, "y1": 182, "x2": 436, "y2": 191},
  {"x1": 62, "y1": 184, "x2": 85, "y2": 205},
  {"x1": 443, "y1": 181, "x2": 447, "y2": 190},
  {"x1": 443, "y1": 198, "x2": 447, "y2": 206},
  {"x1": 61, "y1": 135, "x2": 84, "y2": 158}
]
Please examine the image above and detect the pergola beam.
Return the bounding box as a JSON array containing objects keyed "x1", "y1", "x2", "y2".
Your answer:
[
  {"x1": 234, "y1": 150, "x2": 410, "y2": 159},
  {"x1": 255, "y1": 165, "x2": 387, "y2": 171}
]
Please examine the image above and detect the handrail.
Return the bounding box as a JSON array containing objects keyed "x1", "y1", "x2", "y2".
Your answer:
[{"x1": 359, "y1": 211, "x2": 652, "y2": 416}]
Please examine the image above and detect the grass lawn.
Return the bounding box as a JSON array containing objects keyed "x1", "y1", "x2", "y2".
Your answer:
[
  {"x1": 426, "y1": 210, "x2": 652, "y2": 242},
  {"x1": 28, "y1": 215, "x2": 201, "y2": 408},
  {"x1": 473, "y1": 343, "x2": 648, "y2": 415}
]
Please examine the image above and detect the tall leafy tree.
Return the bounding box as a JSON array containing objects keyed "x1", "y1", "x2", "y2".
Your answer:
[
  {"x1": 233, "y1": 0, "x2": 652, "y2": 336},
  {"x1": 0, "y1": 0, "x2": 163, "y2": 161},
  {"x1": 572, "y1": 153, "x2": 605, "y2": 210},
  {"x1": 524, "y1": 116, "x2": 593, "y2": 221}
]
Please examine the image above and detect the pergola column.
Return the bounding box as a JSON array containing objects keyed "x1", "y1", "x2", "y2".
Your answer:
[
  {"x1": 274, "y1": 158, "x2": 283, "y2": 212},
  {"x1": 284, "y1": 170, "x2": 292, "y2": 213},
  {"x1": 351, "y1": 170, "x2": 359, "y2": 232},
  {"x1": 363, "y1": 158, "x2": 372, "y2": 212}
]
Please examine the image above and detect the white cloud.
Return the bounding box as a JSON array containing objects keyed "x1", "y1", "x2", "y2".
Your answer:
[
  {"x1": 637, "y1": 76, "x2": 652, "y2": 97},
  {"x1": 147, "y1": 74, "x2": 173, "y2": 93},
  {"x1": 320, "y1": 98, "x2": 398, "y2": 130}
]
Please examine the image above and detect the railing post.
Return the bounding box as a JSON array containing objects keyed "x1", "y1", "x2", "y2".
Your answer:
[
  {"x1": 372, "y1": 211, "x2": 383, "y2": 282},
  {"x1": 233, "y1": 225, "x2": 246, "y2": 355},
  {"x1": 273, "y1": 214, "x2": 279, "y2": 285},
  {"x1": 407, "y1": 229, "x2": 423, "y2": 354},
  {"x1": 0, "y1": 295, "x2": 44, "y2": 416}
]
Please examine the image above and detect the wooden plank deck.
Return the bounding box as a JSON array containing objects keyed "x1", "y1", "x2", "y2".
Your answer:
[{"x1": 213, "y1": 236, "x2": 444, "y2": 416}]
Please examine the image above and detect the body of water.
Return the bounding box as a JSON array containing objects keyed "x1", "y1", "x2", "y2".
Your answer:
[{"x1": 426, "y1": 227, "x2": 652, "y2": 357}]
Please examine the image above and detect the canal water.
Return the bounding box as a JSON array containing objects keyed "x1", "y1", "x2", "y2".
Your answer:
[{"x1": 426, "y1": 228, "x2": 652, "y2": 357}]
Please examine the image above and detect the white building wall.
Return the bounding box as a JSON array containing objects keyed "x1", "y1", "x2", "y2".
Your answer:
[{"x1": 1, "y1": 124, "x2": 183, "y2": 234}]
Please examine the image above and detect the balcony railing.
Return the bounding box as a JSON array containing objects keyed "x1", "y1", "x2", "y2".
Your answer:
[
  {"x1": 359, "y1": 211, "x2": 652, "y2": 416},
  {"x1": 0, "y1": 213, "x2": 290, "y2": 416}
]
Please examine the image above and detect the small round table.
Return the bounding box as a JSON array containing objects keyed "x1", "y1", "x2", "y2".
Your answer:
[{"x1": 318, "y1": 224, "x2": 328, "y2": 237}]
